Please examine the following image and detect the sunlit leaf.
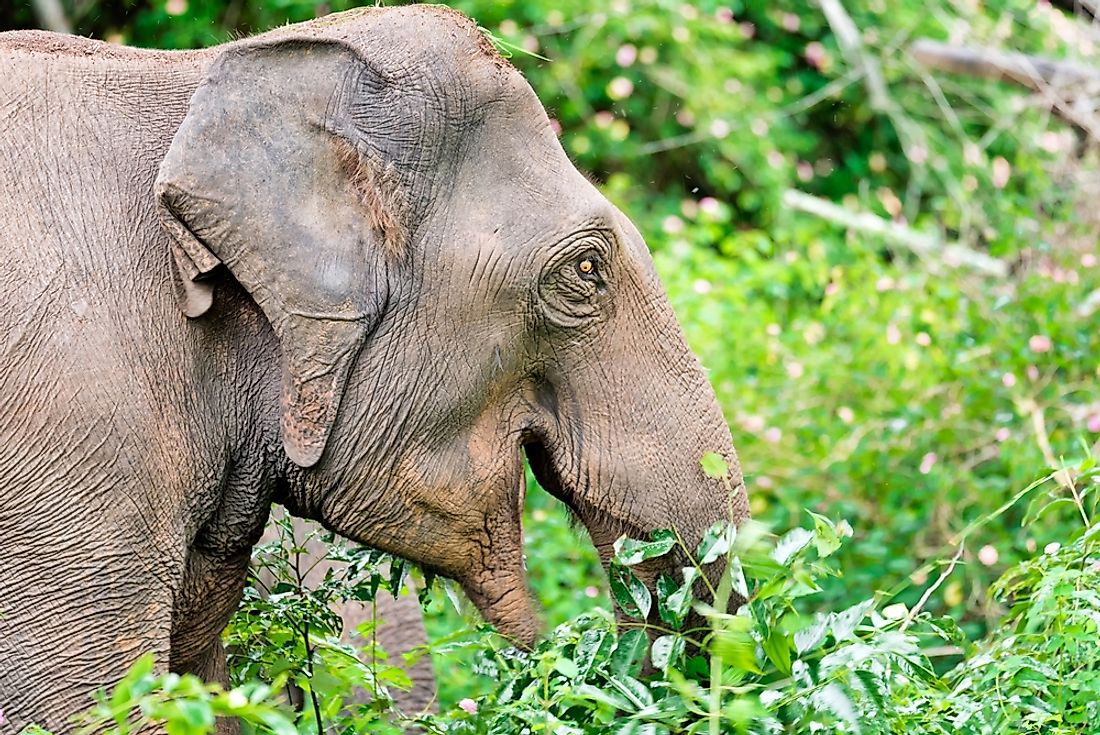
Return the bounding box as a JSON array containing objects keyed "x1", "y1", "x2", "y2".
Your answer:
[{"x1": 610, "y1": 563, "x2": 652, "y2": 619}]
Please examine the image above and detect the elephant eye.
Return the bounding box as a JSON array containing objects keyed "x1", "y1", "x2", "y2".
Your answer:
[{"x1": 575, "y1": 253, "x2": 602, "y2": 282}]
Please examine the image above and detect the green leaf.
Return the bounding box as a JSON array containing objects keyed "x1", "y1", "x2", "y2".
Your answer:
[
  {"x1": 696, "y1": 521, "x2": 737, "y2": 564},
  {"x1": 650, "y1": 635, "x2": 685, "y2": 672},
  {"x1": 610, "y1": 629, "x2": 648, "y2": 677},
  {"x1": 700, "y1": 452, "x2": 729, "y2": 479},
  {"x1": 761, "y1": 630, "x2": 793, "y2": 675},
  {"x1": 572, "y1": 683, "x2": 634, "y2": 712},
  {"x1": 607, "y1": 674, "x2": 655, "y2": 710},
  {"x1": 773, "y1": 527, "x2": 814, "y2": 565},
  {"x1": 808, "y1": 511, "x2": 843, "y2": 558},
  {"x1": 830, "y1": 599, "x2": 875, "y2": 642},
  {"x1": 574, "y1": 629, "x2": 611, "y2": 679},
  {"x1": 175, "y1": 700, "x2": 214, "y2": 731},
  {"x1": 388, "y1": 558, "x2": 409, "y2": 595},
  {"x1": 794, "y1": 613, "x2": 830, "y2": 654},
  {"x1": 854, "y1": 669, "x2": 886, "y2": 714},
  {"x1": 614, "y1": 532, "x2": 677, "y2": 566},
  {"x1": 711, "y1": 615, "x2": 761, "y2": 674},
  {"x1": 553, "y1": 656, "x2": 579, "y2": 679},
  {"x1": 657, "y1": 569, "x2": 698, "y2": 627},
  {"x1": 610, "y1": 563, "x2": 652, "y2": 620}
]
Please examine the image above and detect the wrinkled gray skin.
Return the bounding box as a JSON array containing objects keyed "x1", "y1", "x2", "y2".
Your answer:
[
  {"x1": 253, "y1": 511, "x2": 437, "y2": 716},
  {"x1": 0, "y1": 6, "x2": 747, "y2": 733}
]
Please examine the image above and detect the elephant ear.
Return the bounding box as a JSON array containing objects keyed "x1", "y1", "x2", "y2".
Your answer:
[{"x1": 156, "y1": 39, "x2": 405, "y2": 468}]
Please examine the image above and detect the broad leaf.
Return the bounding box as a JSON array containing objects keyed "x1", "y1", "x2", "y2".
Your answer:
[{"x1": 610, "y1": 563, "x2": 652, "y2": 620}]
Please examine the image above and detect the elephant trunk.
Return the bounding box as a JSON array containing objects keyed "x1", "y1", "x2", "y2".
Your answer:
[{"x1": 526, "y1": 340, "x2": 750, "y2": 633}]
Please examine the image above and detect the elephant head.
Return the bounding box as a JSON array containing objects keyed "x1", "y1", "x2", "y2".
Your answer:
[{"x1": 156, "y1": 6, "x2": 749, "y2": 646}]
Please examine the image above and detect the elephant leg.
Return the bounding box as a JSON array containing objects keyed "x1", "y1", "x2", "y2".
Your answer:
[
  {"x1": 347, "y1": 576, "x2": 437, "y2": 716},
  {"x1": 0, "y1": 544, "x2": 174, "y2": 733},
  {"x1": 181, "y1": 639, "x2": 238, "y2": 735}
]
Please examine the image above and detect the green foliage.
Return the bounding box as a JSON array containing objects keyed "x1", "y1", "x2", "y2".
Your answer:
[
  {"x1": 223, "y1": 515, "x2": 421, "y2": 734},
  {"x1": 38, "y1": 470, "x2": 1100, "y2": 733},
  {"x1": 36, "y1": 653, "x2": 297, "y2": 735}
]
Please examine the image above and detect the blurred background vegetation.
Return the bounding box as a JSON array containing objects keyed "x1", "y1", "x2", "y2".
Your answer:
[{"x1": 7, "y1": 0, "x2": 1100, "y2": 719}]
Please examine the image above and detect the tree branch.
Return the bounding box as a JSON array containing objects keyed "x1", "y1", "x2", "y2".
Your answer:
[
  {"x1": 781, "y1": 189, "x2": 1009, "y2": 278},
  {"x1": 909, "y1": 38, "x2": 1100, "y2": 93},
  {"x1": 909, "y1": 38, "x2": 1100, "y2": 139}
]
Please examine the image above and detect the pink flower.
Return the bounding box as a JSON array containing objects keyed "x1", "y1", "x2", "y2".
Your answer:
[
  {"x1": 876, "y1": 276, "x2": 895, "y2": 292},
  {"x1": 805, "y1": 42, "x2": 827, "y2": 69},
  {"x1": 995, "y1": 427, "x2": 1011, "y2": 442},
  {"x1": 585, "y1": 586, "x2": 599, "y2": 598},
  {"x1": 616, "y1": 44, "x2": 637, "y2": 67},
  {"x1": 699, "y1": 197, "x2": 721, "y2": 215},
  {"x1": 739, "y1": 22, "x2": 756, "y2": 39},
  {"x1": 978, "y1": 545, "x2": 999, "y2": 566},
  {"x1": 548, "y1": 118, "x2": 562, "y2": 136},
  {"x1": 782, "y1": 13, "x2": 800, "y2": 32},
  {"x1": 741, "y1": 414, "x2": 766, "y2": 433},
  {"x1": 661, "y1": 215, "x2": 684, "y2": 235},
  {"x1": 837, "y1": 406, "x2": 855, "y2": 424},
  {"x1": 764, "y1": 427, "x2": 782, "y2": 443},
  {"x1": 919, "y1": 452, "x2": 937, "y2": 475},
  {"x1": 458, "y1": 698, "x2": 478, "y2": 715},
  {"x1": 1039, "y1": 131, "x2": 1065, "y2": 153},
  {"x1": 607, "y1": 77, "x2": 634, "y2": 100},
  {"x1": 785, "y1": 361, "x2": 804, "y2": 379},
  {"x1": 766, "y1": 323, "x2": 781, "y2": 336},
  {"x1": 1082, "y1": 253, "x2": 1097, "y2": 268},
  {"x1": 1028, "y1": 335, "x2": 1052, "y2": 353},
  {"x1": 915, "y1": 331, "x2": 931, "y2": 347},
  {"x1": 715, "y1": 6, "x2": 734, "y2": 24},
  {"x1": 1001, "y1": 372, "x2": 1016, "y2": 388},
  {"x1": 1089, "y1": 414, "x2": 1100, "y2": 433},
  {"x1": 886, "y1": 323, "x2": 901, "y2": 345},
  {"x1": 992, "y1": 157, "x2": 1011, "y2": 189},
  {"x1": 755, "y1": 475, "x2": 774, "y2": 489},
  {"x1": 1027, "y1": 365, "x2": 1040, "y2": 382}
]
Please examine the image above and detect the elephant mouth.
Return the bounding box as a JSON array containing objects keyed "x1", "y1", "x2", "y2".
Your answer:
[{"x1": 522, "y1": 440, "x2": 648, "y2": 563}]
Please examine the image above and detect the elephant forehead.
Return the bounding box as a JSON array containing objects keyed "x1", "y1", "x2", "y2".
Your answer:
[{"x1": 256, "y1": 5, "x2": 515, "y2": 108}]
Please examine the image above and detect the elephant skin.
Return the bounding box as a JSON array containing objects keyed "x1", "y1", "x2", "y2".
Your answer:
[{"x1": 0, "y1": 6, "x2": 748, "y2": 732}]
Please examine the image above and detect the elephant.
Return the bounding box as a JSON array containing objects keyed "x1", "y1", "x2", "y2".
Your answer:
[{"x1": 0, "y1": 5, "x2": 748, "y2": 733}]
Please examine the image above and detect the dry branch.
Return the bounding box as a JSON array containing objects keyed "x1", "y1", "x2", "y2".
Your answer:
[
  {"x1": 817, "y1": 0, "x2": 890, "y2": 110},
  {"x1": 910, "y1": 38, "x2": 1100, "y2": 93},
  {"x1": 781, "y1": 190, "x2": 1009, "y2": 278},
  {"x1": 910, "y1": 38, "x2": 1100, "y2": 139}
]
